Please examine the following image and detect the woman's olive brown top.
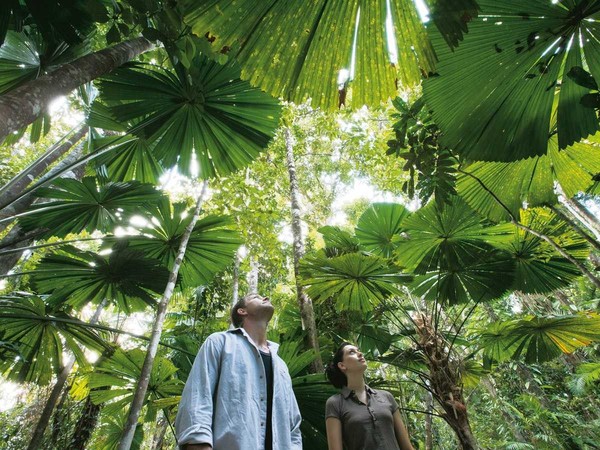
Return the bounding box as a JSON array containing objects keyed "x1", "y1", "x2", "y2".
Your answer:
[{"x1": 325, "y1": 385, "x2": 400, "y2": 450}]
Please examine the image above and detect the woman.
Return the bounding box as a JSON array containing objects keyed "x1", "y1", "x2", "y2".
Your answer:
[{"x1": 325, "y1": 342, "x2": 414, "y2": 450}]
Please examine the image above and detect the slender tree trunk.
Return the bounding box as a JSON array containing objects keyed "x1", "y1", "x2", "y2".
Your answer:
[
  {"x1": 247, "y1": 256, "x2": 259, "y2": 295},
  {"x1": 0, "y1": 126, "x2": 88, "y2": 209},
  {"x1": 555, "y1": 184, "x2": 600, "y2": 238},
  {"x1": 118, "y1": 182, "x2": 209, "y2": 450},
  {"x1": 0, "y1": 140, "x2": 85, "y2": 231},
  {"x1": 480, "y1": 377, "x2": 528, "y2": 443},
  {"x1": 0, "y1": 37, "x2": 152, "y2": 143},
  {"x1": 547, "y1": 204, "x2": 600, "y2": 252},
  {"x1": 231, "y1": 248, "x2": 241, "y2": 305},
  {"x1": 151, "y1": 414, "x2": 169, "y2": 450},
  {"x1": 424, "y1": 390, "x2": 434, "y2": 450},
  {"x1": 68, "y1": 394, "x2": 103, "y2": 450},
  {"x1": 27, "y1": 301, "x2": 105, "y2": 450},
  {"x1": 283, "y1": 127, "x2": 323, "y2": 372},
  {"x1": 0, "y1": 143, "x2": 86, "y2": 274}
]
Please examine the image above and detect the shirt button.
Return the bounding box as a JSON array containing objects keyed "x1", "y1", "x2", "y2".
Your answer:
[
  {"x1": 260, "y1": 375, "x2": 263, "y2": 379},
  {"x1": 261, "y1": 422, "x2": 264, "y2": 426},
  {"x1": 261, "y1": 397, "x2": 265, "y2": 401}
]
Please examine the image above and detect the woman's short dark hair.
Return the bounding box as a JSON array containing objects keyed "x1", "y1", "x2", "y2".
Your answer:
[{"x1": 325, "y1": 342, "x2": 352, "y2": 389}]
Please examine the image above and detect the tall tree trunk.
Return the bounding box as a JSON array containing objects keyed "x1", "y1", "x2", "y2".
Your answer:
[
  {"x1": 283, "y1": 127, "x2": 323, "y2": 373},
  {"x1": 414, "y1": 313, "x2": 478, "y2": 450},
  {"x1": 555, "y1": 184, "x2": 600, "y2": 238},
  {"x1": 231, "y1": 248, "x2": 241, "y2": 305},
  {"x1": 0, "y1": 37, "x2": 152, "y2": 142},
  {"x1": 151, "y1": 414, "x2": 169, "y2": 450},
  {"x1": 424, "y1": 390, "x2": 434, "y2": 450},
  {"x1": 547, "y1": 204, "x2": 600, "y2": 252},
  {"x1": 27, "y1": 301, "x2": 105, "y2": 450},
  {"x1": 0, "y1": 126, "x2": 88, "y2": 210},
  {"x1": 246, "y1": 256, "x2": 259, "y2": 295},
  {"x1": 118, "y1": 182, "x2": 208, "y2": 450},
  {"x1": 68, "y1": 394, "x2": 103, "y2": 450}
]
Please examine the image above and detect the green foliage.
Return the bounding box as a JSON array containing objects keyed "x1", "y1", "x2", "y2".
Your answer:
[
  {"x1": 124, "y1": 198, "x2": 243, "y2": 288},
  {"x1": 89, "y1": 348, "x2": 183, "y2": 421},
  {"x1": 424, "y1": 0, "x2": 600, "y2": 161},
  {"x1": 427, "y1": 0, "x2": 480, "y2": 50},
  {"x1": 96, "y1": 56, "x2": 282, "y2": 178},
  {"x1": 18, "y1": 177, "x2": 164, "y2": 238},
  {"x1": 386, "y1": 96, "x2": 457, "y2": 206},
  {"x1": 355, "y1": 202, "x2": 410, "y2": 258},
  {"x1": 480, "y1": 314, "x2": 600, "y2": 364},
  {"x1": 183, "y1": 0, "x2": 436, "y2": 110},
  {"x1": 301, "y1": 252, "x2": 409, "y2": 312},
  {"x1": 32, "y1": 244, "x2": 169, "y2": 312},
  {"x1": 0, "y1": 294, "x2": 109, "y2": 384}
]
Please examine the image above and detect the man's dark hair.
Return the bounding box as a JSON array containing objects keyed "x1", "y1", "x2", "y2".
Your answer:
[
  {"x1": 325, "y1": 342, "x2": 352, "y2": 389},
  {"x1": 230, "y1": 295, "x2": 249, "y2": 328}
]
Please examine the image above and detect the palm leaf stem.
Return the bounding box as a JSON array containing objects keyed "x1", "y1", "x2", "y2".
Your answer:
[
  {"x1": 546, "y1": 204, "x2": 600, "y2": 252},
  {"x1": 458, "y1": 168, "x2": 600, "y2": 289},
  {"x1": 26, "y1": 300, "x2": 105, "y2": 450},
  {"x1": 0, "y1": 237, "x2": 104, "y2": 254},
  {"x1": 119, "y1": 181, "x2": 208, "y2": 450},
  {"x1": 446, "y1": 300, "x2": 481, "y2": 357},
  {"x1": 401, "y1": 406, "x2": 445, "y2": 419},
  {"x1": 0, "y1": 124, "x2": 87, "y2": 209}
]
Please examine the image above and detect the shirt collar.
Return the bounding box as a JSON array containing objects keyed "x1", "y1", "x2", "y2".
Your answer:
[
  {"x1": 341, "y1": 384, "x2": 375, "y2": 399},
  {"x1": 228, "y1": 327, "x2": 280, "y2": 353}
]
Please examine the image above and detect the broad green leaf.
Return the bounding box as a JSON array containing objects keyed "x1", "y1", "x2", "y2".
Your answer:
[
  {"x1": 423, "y1": 0, "x2": 600, "y2": 161},
  {"x1": 89, "y1": 348, "x2": 183, "y2": 422},
  {"x1": 501, "y1": 208, "x2": 590, "y2": 294},
  {"x1": 97, "y1": 56, "x2": 281, "y2": 178},
  {"x1": 355, "y1": 203, "x2": 410, "y2": 258},
  {"x1": 18, "y1": 177, "x2": 165, "y2": 238},
  {"x1": 183, "y1": 0, "x2": 435, "y2": 110},
  {"x1": 458, "y1": 136, "x2": 600, "y2": 222},
  {"x1": 0, "y1": 294, "x2": 108, "y2": 385},
  {"x1": 396, "y1": 196, "x2": 514, "y2": 272},
  {"x1": 427, "y1": 0, "x2": 480, "y2": 50},
  {"x1": 32, "y1": 245, "x2": 169, "y2": 313},
  {"x1": 125, "y1": 199, "x2": 243, "y2": 288},
  {"x1": 95, "y1": 413, "x2": 144, "y2": 450},
  {"x1": 300, "y1": 252, "x2": 411, "y2": 312},
  {"x1": 318, "y1": 226, "x2": 360, "y2": 256},
  {"x1": 480, "y1": 313, "x2": 600, "y2": 364}
]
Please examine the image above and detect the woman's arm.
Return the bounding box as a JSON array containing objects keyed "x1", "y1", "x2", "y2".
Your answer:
[
  {"x1": 393, "y1": 410, "x2": 414, "y2": 450},
  {"x1": 325, "y1": 417, "x2": 344, "y2": 450}
]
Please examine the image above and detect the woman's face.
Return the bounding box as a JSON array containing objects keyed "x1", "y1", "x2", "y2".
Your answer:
[{"x1": 338, "y1": 345, "x2": 367, "y2": 374}]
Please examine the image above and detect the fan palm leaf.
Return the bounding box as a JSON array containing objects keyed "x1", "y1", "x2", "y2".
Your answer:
[
  {"x1": 17, "y1": 177, "x2": 165, "y2": 238},
  {"x1": 355, "y1": 202, "x2": 410, "y2": 258},
  {"x1": 480, "y1": 313, "x2": 600, "y2": 364},
  {"x1": 88, "y1": 348, "x2": 183, "y2": 421},
  {"x1": 457, "y1": 134, "x2": 600, "y2": 221},
  {"x1": 0, "y1": 294, "x2": 109, "y2": 384},
  {"x1": 96, "y1": 56, "x2": 281, "y2": 177},
  {"x1": 317, "y1": 226, "x2": 360, "y2": 257},
  {"x1": 499, "y1": 207, "x2": 590, "y2": 293},
  {"x1": 31, "y1": 244, "x2": 169, "y2": 313},
  {"x1": 124, "y1": 198, "x2": 243, "y2": 288},
  {"x1": 300, "y1": 252, "x2": 410, "y2": 312},
  {"x1": 183, "y1": 0, "x2": 436, "y2": 110},
  {"x1": 423, "y1": 0, "x2": 600, "y2": 161}
]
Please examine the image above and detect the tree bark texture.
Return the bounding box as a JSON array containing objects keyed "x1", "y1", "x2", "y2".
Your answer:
[
  {"x1": 0, "y1": 126, "x2": 88, "y2": 210},
  {"x1": 0, "y1": 37, "x2": 151, "y2": 143},
  {"x1": 118, "y1": 182, "x2": 208, "y2": 450},
  {"x1": 68, "y1": 395, "x2": 103, "y2": 450},
  {"x1": 414, "y1": 314, "x2": 479, "y2": 450},
  {"x1": 424, "y1": 390, "x2": 434, "y2": 450},
  {"x1": 283, "y1": 127, "x2": 323, "y2": 373},
  {"x1": 26, "y1": 301, "x2": 105, "y2": 450}
]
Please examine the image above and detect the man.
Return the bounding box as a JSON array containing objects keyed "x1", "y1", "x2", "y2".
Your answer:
[{"x1": 175, "y1": 293, "x2": 303, "y2": 450}]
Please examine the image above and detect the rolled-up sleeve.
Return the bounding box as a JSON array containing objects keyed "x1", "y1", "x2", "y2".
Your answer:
[{"x1": 175, "y1": 334, "x2": 223, "y2": 448}]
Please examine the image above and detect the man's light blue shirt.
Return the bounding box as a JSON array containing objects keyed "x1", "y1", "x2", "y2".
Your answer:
[{"x1": 175, "y1": 328, "x2": 303, "y2": 450}]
